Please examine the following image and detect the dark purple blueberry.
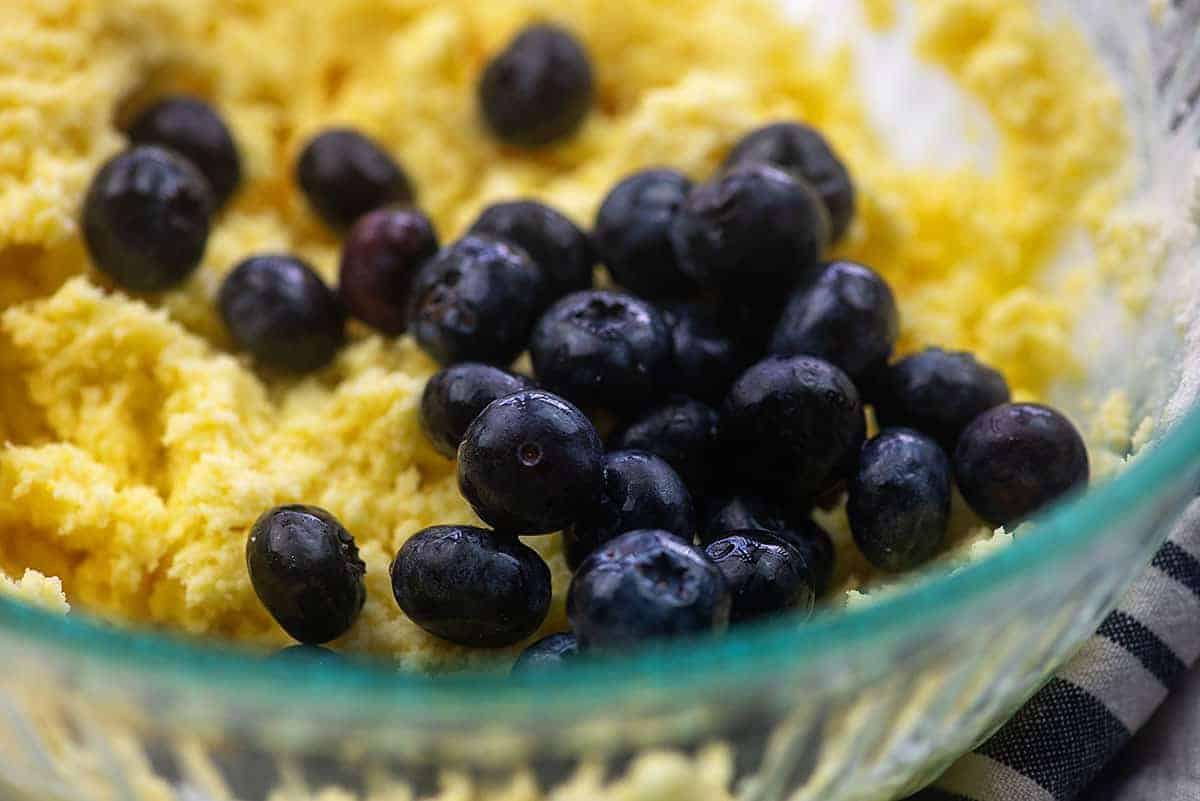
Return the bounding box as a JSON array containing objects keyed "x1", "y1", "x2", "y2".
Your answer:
[
  {"x1": 296, "y1": 128, "x2": 414, "y2": 230},
  {"x1": 611, "y1": 398, "x2": 721, "y2": 495},
  {"x1": 594, "y1": 169, "x2": 697, "y2": 299},
  {"x1": 390, "y1": 525, "x2": 551, "y2": 647},
  {"x1": 529, "y1": 289, "x2": 673, "y2": 413},
  {"x1": 564, "y1": 450, "x2": 695, "y2": 570},
  {"x1": 246, "y1": 505, "x2": 366, "y2": 644},
  {"x1": 512, "y1": 632, "x2": 579, "y2": 672},
  {"x1": 705, "y1": 532, "x2": 815, "y2": 622},
  {"x1": 876, "y1": 347, "x2": 1011, "y2": 452},
  {"x1": 127, "y1": 95, "x2": 241, "y2": 207},
  {"x1": 218, "y1": 254, "x2": 346, "y2": 373},
  {"x1": 662, "y1": 302, "x2": 744, "y2": 404},
  {"x1": 715, "y1": 282, "x2": 793, "y2": 355},
  {"x1": 848, "y1": 429, "x2": 952, "y2": 572},
  {"x1": 468, "y1": 200, "x2": 593, "y2": 307},
  {"x1": 479, "y1": 24, "x2": 594, "y2": 148},
  {"x1": 669, "y1": 163, "x2": 829, "y2": 291},
  {"x1": 700, "y1": 494, "x2": 790, "y2": 546},
  {"x1": 420, "y1": 363, "x2": 536, "y2": 459},
  {"x1": 722, "y1": 356, "x2": 864, "y2": 502},
  {"x1": 408, "y1": 236, "x2": 543, "y2": 366},
  {"x1": 769, "y1": 261, "x2": 899, "y2": 383},
  {"x1": 82, "y1": 145, "x2": 213, "y2": 292},
  {"x1": 954, "y1": 403, "x2": 1089, "y2": 527},
  {"x1": 700, "y1": 495, "x2": 834, "y2": 596},
  {"x1": 567, "y1": 529, "x2": 730, "y2": 650},
  {"x1": 458, "y1": 390, "x2": 604, "y2": 534},
  {"x1": 723, "y1": 122, "x2": 856, "y2": 243},
  {"x1": 338, "y1": 207, "x2": 438, "y2": 335}
]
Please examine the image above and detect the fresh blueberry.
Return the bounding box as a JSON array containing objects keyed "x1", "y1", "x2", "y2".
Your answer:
[
  {"x1": 723, "y1": 122, "x2": 856, "y2": 243},
  {"x1": 82, "y1": 145, "x2": 213, "y2": 292},
  {"x1": 390, "y1": 525, "x2": 551, "y2": 647},
  {"x1": 715, "y1": 284, "x2": 793, "y2": 355},
  {"x1": 458, "y1": 389, "x2": 604, "y2": 534},
  {"x1": 700, "y1": 495, "x2": 834, "y2": 595},
  {"x1": 954, "y1": 403, "x2": 1089, "y2": 527},
  {"x1": 246, "y1": 505, "x2": 366, "y2": 645},
  {"x1": 408, "y1": 235, "x2": 543, "y2": 366},
  {"x1": 567, "y1": 529, "x2": 730, "y2": 650},
  {"x1": 219, "y1": 254, "x2": 346, "y2": 372},
  {"x1": 876, "y1": 347, "x2": 1011, "y2": 452},
  {"x1": 705, "y1": 532, "x2": 815, "y2": 622},
  {"x1": 419, "y1": 363, "x2": 535, "y2": 459},
  {"x1": 769, "y1": 261, "x2": 899, "y2": 383},
  {"x1": 700, "y1": 494, "x2": 790, "y2": 546},
  {"x1": 338, "y1": 207, "x2": 438, "y2": 335},
  {"x1": 511, "y1": 632, "x2": 580, "y2": 672},
  {"x1": 296, "y1": 128, "x2": 414, "y2": 230},
  {"x1": 127, "y1": 95, "x2": 241, "y2": 208},
  {"x1": 564, "y1": 450, "x2": 695, "y2": 570},
  {"x1": 783, "y1": 520, "x2": 835, "y2": 597},
  {"x1": 468, "y1": 200, "x2": 593, "y2": 307},
  {"x1": 594, "y1": 169, "x2": 697, "y2": 299},
  {"x1": 661, "y1": 303, "x2": 744, "y2": 404},
  {"x1": 722, "y1": 356, "x2": 864, "y2": 502},
  {"x1": 479, "y1": 24, "x2": 594, "y2": 148},
  {"x1": 669, "y1": 163, "x2": 829, "y2": 291},
  {"x1": 530, "y1": 289, "x2": 673, "y2": 413},
  {"x1": 611, "y1": 398, "x2": 721, "y2": 496},
  {"x1": 848, "y1": 429, "x2": 952, "y2": 572}
]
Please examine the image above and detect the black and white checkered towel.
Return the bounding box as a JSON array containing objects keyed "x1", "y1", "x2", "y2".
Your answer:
[{"x1": 909, "y1": 499, "x2": 1200, "y2": 801}]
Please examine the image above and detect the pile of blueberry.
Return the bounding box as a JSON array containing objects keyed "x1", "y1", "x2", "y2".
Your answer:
[{"x1": 79, "y1": 23, "x2": 1090, "y2": 667}]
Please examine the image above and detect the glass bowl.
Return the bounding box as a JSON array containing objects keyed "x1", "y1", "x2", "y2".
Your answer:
[{"x1": 0, "y1": 2, "x2": 1198, "y2": 801}]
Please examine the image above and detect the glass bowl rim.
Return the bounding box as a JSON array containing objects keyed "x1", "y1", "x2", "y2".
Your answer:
[{"x1": 0, "y1": 401, "x2": 1197, "y2": 719}]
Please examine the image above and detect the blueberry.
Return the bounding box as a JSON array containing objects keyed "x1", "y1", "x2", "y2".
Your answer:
[
  {"x1": 530, "y1": 290, "x2": 673, "y2": 413},
  {"x1": 847, "y1": 429, "x2": 952, "y2": 572},
  {"x1": 594, "y1": 169, "x2": 697, "y2": 299},
  {"x1": 218, "y1": 254, "x2": 346, "y2": 373},
  {"x1": 704, "y1": 532, "x2": 815, "y2": 623},
  {"x1": 219, "y1": 253, "x2": 345, "y2": 371},
  {"x1": 715, "y1": 283, "x2": 793, "y2": 355},
  {"x1": 722, "y1": 356, "x2": 864, "y2": 502},
  {"x1": 611, "y1": 398, "x2": 721, "y2": 496},
  {"x1": 458, "y1": 389, "x2": 603, "y2": 534},
  {"x1": 564, "y1": 450, "x2": 695, "y2": 570},
  {"x1": 669, "y1": 163, "x2": 829, "y2": 291},
  {"x1": 390, "y1": 525, "x2": 551, "y2": 647},
  {"x1": 661, "y1": 303, "x2": 744, "y2": 404},
  {"x1": 724, "y1": 122, "x2": 856, "y2": 243},
  {"x1": 127, "y1": 96, "x2": 241, "y2": 208},
  {"x1": 468, "y1": 200, "x2": 593, "y2": 307},
  {"x1": 246, "y1": 505, "x2": 366, "y2": 644},
  {"x1": 419, "y1": 363, "x2": 535, "y2": 459},
  {"x1": 769, "y1": 261, "x2": 899, "y2": 383},
  {"x1": 408, "y1": 236, "x2": 544, "y2": 366},
  {"x1": 700, "y1": 495, "x2": 834, "y2": 595},
  {"x1": 700, "y1": 494, "x2": 790, "y2": 545},
  {"x1": 296, "y1": 128, "x2": 414, "y2": 230},
  {"x1": 82, "y1": 145, "x2": 213, "y2": 292},
  {"x1": 479, "y1": 24, "x2": 594, "y2": 148},
  {"x1": 567, "y1": 529, "x2": 730, "y2": 650},
  {"x1": 511, "y1": 632, "x2": 579, "y2": 672},
  {"x1": 876, "y1": 347, "x2": 1011, "y2": 452},
  {"x1": 954, "y1": 403, "x2": 1089, "y2": 527},
  {"x1": 338, "y1": 208, "x2": 438, "y2": 335}
]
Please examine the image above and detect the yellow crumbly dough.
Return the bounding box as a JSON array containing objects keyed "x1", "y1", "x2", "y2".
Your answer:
[{"x1": 0, "y1": 0, "x2": 1131, "y2": 666}]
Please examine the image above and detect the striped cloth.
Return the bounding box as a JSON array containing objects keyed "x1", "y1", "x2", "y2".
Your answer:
[{"x1": 909, "y1": 498, "x2": 1200, "y2": 801}]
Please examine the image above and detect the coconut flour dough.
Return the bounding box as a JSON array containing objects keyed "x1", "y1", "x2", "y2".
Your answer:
[{"x1": 0, "y1": 0, "x2": 1141, "y2": 668}]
